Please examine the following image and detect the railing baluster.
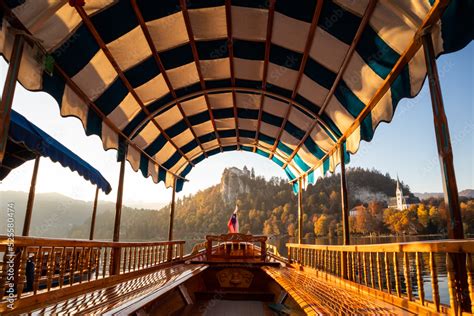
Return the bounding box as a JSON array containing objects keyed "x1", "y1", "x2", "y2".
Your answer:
[
  {"x1": 351, "y1": 252, "x2": 356, "y2": 282},
  {"x1": 347, "y1": 251, "x2": 352, "y2": 281},
  {"x1": 403, "y1": 252, "x2": 412, "y2": 301},
  {"x1": 466, "y1": 253, "x2": 474, "y2": 314},
  {"x1": 70, "y1": 247, "x2": 76, "y2": 285},
  {"x1": 393, "y1": 252, "x2": 401, "y2": 297},
  {"x1": 430, "y1": 252, "x2": 440, "y2": 311},
  {"x1": 369, "y1": 252, "x2": 375, "y2": 289},
  {"x1": 95, "y1": 248, "x2": 101, "y2": 280},
  {"x1": 146, "y1": 246, "x2": 150, "y2": 266},
  {"x1": 16, "y1": 246, "x2": 29, "y2": 298},
  {"x1": 385, "y1": 252, "x2": 391, "y2": 294},
  {"x1": 77, "y1": 247, "x2": 84, "y2": 285},
  {"x1": 415, "y1": 252, "x2": 425, "y2": 306},
  {"x1": 134, "y1": 246, "x2": 138, "y2": 268},
  {"x1": 446, "y1": 254, "x2": 458, "y2": 314},
  {"x1": 57, "y1": 248, "x2": 65, "y2": 286},
  {"x1": 122, "y1": 247, "x2": 127, "y2": 273},
  {"x1": 33, "y1": 246, "x2": 44, "y2": 294},
  {"x1": 46, "y1": 247, "x2": 55, "y2": 290},
  {"x1": 0, "y1": 252, "x2": 7, "y2": 300},
  {"x1": 102, "y1": 247, "x2": 108, "y2": 279},
  {"x1": 376, "y1": 252, "x2": 382, "y2": 291},
  {"x1": 363, "y1": 253, "x2": 368, "y2": 286}
]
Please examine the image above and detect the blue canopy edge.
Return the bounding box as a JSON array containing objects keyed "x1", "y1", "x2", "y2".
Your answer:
[{"x1": 1, "y1": 110, "x2": 112, "y2": 194}]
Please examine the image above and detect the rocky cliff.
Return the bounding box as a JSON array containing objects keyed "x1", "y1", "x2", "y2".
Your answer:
[{"x1": 220, "y1": 167, "x2": 251, "y2": 205}]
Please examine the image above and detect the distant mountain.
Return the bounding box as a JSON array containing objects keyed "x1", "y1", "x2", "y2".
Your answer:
[
  {"x1": 0, "y1": 191, "x2": 162, "y2": 238},
  {"x1": 414, "y1": 189, "x2": 474, "y2": 200}
]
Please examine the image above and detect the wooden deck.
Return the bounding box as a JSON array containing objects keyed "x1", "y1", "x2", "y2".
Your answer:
[
  {"x1": 21, "y1": 264, "x2": 206, "y2": 315},
  {"x1": 262, "y1": 266, "x2": 413, "y2": 315}
]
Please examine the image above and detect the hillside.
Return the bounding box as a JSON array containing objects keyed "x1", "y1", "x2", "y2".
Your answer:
[
  {"x1": 4, "y1": 168, "x2": 472, "y2": 246},
  {"x1": 65, "y1": 167, "x2": 412, "y2": 241},
  {"x1": 0, "y1": 191, "x2": 159, "y2": 238}
]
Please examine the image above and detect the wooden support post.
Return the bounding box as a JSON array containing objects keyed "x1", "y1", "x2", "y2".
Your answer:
[
  {"x1": 297, "y1": 178, "x2": 303, "y2": 244},
  {"x1": 89, "y1": 186, "x2": 99, "y2": 240},
  {"x1": 168, "y1": 177, "x2": 177, "y2": 242},
  {"x1": 340, "y1": 145, "x2": 350, "y2": 245},
  {"x1": 422, "y1": 30, "x2": 470, "y2": 312},
  {"x1": 0, "y1": 35, "x2": 24, "y2": 163},
  {"x1": 168, "y1": 178, "x2": 177, "y2": 261},
  {"x1": 340, "y1": 145, "x2": 350, "y2": 278},
  {"x1": 422, "y1": 31, "x2": 463, "y2": 239},
  {"x1": 22, "y1": 156, "x2": 40, "y2": 236},
  {"x1": 111, "y1": 157, "x2": 126, "y2": 274}
]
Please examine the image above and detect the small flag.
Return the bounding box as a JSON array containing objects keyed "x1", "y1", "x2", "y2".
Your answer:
[{"x1": 227, "y1": 205, "x2": 239, "y2": 233}]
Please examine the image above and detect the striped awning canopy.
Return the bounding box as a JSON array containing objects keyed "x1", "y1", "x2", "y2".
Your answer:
[{"x1": 0, "y1": 0, "x2": 472, "y2": 192}]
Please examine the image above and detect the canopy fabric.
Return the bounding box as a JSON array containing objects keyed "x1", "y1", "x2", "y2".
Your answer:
[
  {"x1": 0, "y1": 110, "x2": 112, "y2": 194},
  {"x1": 0, "y1": 0, "x2": 472, "y2": 193}
]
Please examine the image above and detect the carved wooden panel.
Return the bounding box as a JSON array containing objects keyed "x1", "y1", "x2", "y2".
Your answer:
[{"x1": 216, "y1": 268, "x2": 253, "y2": 288}]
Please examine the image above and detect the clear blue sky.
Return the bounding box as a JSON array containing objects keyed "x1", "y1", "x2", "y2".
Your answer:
[{"x1": 0, "y1": 43, "x2": 472, "y2": 207}]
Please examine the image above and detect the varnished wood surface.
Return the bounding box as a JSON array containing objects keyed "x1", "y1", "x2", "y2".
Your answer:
[
  {"x1": 26, "y1": 264, "x2": 207, "y2": 315},
  {"x1": 262, "y1": 266, "x2": 413, "y2": 316},
  {"x1": 0, "y1": 236, "x2": 186, "y2": 314},
  {"x1": 206, "y1": 234, "x2": 267, "y2": 262},
  {"x1": 287, "y1": 240, "x2": 474, "y2": 314},
  {"x1": 288, "y1": 239, "x2": 474, "y2": 253}
]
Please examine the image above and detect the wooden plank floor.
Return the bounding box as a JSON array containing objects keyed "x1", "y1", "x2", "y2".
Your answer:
[
  {"x1": 29, "y1": 264, "x2": 207, "y2": 315},
  {"x1": 262, "y1": 266, "x2": 414, "y2": 316}
]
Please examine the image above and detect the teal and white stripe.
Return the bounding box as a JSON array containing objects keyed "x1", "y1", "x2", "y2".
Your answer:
[{"x1": 0, "y1": 0, "x2": 472, "y2": 192}]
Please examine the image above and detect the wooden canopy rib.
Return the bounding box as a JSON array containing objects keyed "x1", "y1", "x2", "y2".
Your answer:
[
  {"x1": 225, "y1": 0, "x2": 240, "y2": 150},
  {"x1": 269, "y1": 0, "x2": 324, "y2": 161},
  {"x1": 0, "y1": 2, "x2": 188, "y2": 181},
  {"x1": 289, "y1": 0, "x2": 449, "y2": 184},
  {"x1": 282, "y1": 0, "x2": 377, "y2": 170},
  {"x1": 74, "y1": 5, "x2": 195, "y2": 167},
  {"x1": 253, "y1": 0, "x2": 276, "y2": 153},
  {"x1": 179, "y1": 0, "x2": 223, "y2": 153},
  {"x1": 185, "y1": 140, "x2": 290, "y2": 164},
  {"x1": 54, "y1": 65, "x2": 188, "y2": 180},
  {"x1": 130, "y1": 0, "x2": 208, "y2": 159},
  {"x1": 129, "y1": 86, "x2": 325, "y2": 138}
]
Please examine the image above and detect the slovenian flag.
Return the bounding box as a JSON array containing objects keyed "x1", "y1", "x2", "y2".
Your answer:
[{"x1": 227, "y1": 205, "x2": 239, "y2": 233}]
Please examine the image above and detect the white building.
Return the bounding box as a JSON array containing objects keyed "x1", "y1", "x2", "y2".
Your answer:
[{"x1": 388, "y1": 176, "x2": 420, "y2": 210}]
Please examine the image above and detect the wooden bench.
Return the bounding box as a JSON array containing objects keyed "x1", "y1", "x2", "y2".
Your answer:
[
  {"x1": 262, "y1": 266, "x2": 413, "y2": 316},
  {"x1": 10, "y1": 263, "x2": 207, "y2": 315}
]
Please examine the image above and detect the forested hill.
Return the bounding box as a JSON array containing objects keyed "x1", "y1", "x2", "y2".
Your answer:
[{"x1": 67, "y1": 167, "x2": 412, "y2": 241}]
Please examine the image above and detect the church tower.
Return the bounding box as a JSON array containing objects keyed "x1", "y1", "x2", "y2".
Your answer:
[{"x1": 396, "y1": 176, "x2": 405, "y2": 210}]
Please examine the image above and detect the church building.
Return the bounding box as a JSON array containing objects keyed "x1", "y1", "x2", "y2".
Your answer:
[{"x1": 388, "y1": 177, "x2": 420, "y2": 210}]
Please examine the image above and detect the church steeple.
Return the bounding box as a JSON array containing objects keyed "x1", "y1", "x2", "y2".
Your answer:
[
  {"x1": 396, "y1": 175, "x2": 402, "y2": 194},
  {"x1": 396, "y1": 175, "x2": 405, "y2": 210}
]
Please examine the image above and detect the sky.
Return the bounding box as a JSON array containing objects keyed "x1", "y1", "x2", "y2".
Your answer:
[{"x1": 0, "y1": 43, "x2": 472, "y2": 208}]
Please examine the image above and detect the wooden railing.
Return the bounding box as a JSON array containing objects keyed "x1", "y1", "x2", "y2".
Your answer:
[
  {"x1": 206, "y1": 233, "x2": 267, "y2": 261},
  {"x1": 0, "y1": 236, "x2": 184, "y2": 311},
  {"x1": 287, "y1": 240, "x2": 474, "y2": 315}
]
